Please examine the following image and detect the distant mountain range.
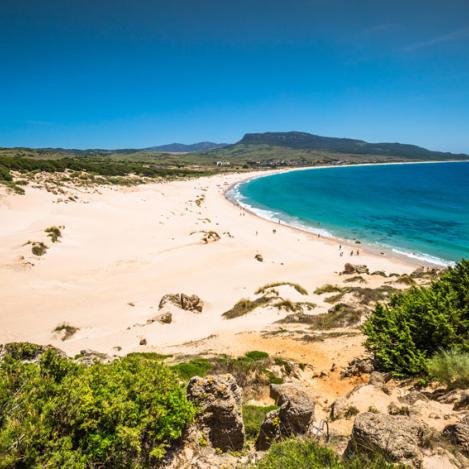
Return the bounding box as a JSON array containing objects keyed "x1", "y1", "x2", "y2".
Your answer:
[
  {"x1": 144, "y1": 142, "x2": 228, "y2": 153},
  {"x1": 235, "y1": 132, "x2": 467, "y2": 160}
]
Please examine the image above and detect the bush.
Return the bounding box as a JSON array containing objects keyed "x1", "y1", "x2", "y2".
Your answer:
[
  {"x1": 427, "y1": 349, "x2": 469, "y2": 388},
  {"x1": 363, "y1": 260, "x2": 469, "y2": 377},
  {"x1": 0, "y1": 349, "x2": 195, "y2": 467},
  {"x1": 242, "y1": 405, "x2": 278, "y2": 441},
  {"x1": 171, "y1": 358, "x2": 213, "y2": 380},
  {"x1": 254, "y1": 438, "x2": 397, "y2": 469},
  {"x1": 245, "y1": 351, "x2": 269, "y2": 361}
]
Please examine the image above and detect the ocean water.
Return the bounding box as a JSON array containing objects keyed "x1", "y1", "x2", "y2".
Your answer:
[{"x1": 232, "y1": 162, "x2": 469, "y2": 265}]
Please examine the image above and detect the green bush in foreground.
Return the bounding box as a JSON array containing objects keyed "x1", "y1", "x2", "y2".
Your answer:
[
  {"x1": 0, "y1": 350, "x2": 195, "y2": 468},
  {"x1": 427, "y1": 349, "x2": 469, "y2": 388},
  {"x1": 364, "y1": 260, "x2": 469, "y2": 377},
  {"x1": 253, "y1": 438, "x2": 396, "y2": 469}
]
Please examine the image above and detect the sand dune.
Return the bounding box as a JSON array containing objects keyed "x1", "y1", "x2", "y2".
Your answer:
[{"x1": 0, "y1": 171, "x2": 416, "y2": 356}]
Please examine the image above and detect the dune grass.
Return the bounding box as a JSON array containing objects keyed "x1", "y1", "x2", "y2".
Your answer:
[{"x1": 256, "y1": 281, "x2": 308, "y2": 296}]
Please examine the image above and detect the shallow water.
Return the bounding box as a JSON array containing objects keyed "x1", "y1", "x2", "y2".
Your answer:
[{"x1": 233, "y1": 162, "x2": 469, "y2": 265}]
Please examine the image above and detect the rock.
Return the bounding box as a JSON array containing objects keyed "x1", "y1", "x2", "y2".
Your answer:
[
  {"x1": 344, "y1": 412, "x2": 432, "y2": 466},
  {"x1": 139, "y1": 338, "x2": 147, "y2": 346},
  {"x1": 330, "y1": 397, "x2": 349, "y2": 420},
  {"x1": 343, "y1": 263, "x2": 369, "y2": 275},
  {"x1": 74, "y1": 349, "x2": 111, "y2": 365},
  {"x1": 398, "y1": 391, "x2": 429, "y2": 406},
  {"x1": 156, "y1": 312, "x2": 172, "y2": 324},
  {"x1": 454, "y1": 391, "x2": 469, "y2": 411},
  {"x1": 254, "y1": 254, "x2": 264, "y2": 262},
  {"x1": 368, "y1": 371, "x2": 387, "y2": 386},
  {"x1": 442, "y1": 421, "x2": 469, "y2": 455},
  {"x1": 256, "y1": 383, "x2": 315, "y2": 450},
  {"x1": 340, "y1": 357, "x2": 374, "y2": 378},
  {"x1": 159, "y1": 293, "x2": 204, "y2": 313},
  {"x1": 187, "y1": 374, "x2": 244, "y2": 451}
]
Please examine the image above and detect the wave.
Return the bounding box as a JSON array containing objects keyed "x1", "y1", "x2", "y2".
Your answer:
[{"x1": 228, "y1": 179, "x2": 455, "y2": 267}]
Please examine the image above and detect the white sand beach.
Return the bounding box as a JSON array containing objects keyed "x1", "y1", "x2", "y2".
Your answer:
[{"x1": 0, "y1": 170, "x2": 417, "y2": 359}]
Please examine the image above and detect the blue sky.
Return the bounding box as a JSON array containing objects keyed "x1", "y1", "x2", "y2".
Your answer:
[{"x1": 1, "y1": 0, "x2": 468, "y2": 152}]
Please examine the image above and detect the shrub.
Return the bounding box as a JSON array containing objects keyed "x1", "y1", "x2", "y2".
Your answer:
[
  {"x1": 256, "y1": 282, "x2": 308, "y2": 296},
  {"x1": 171, "y1": 358, "x2": 212, "y2": 380},
  {"x1": 363, "y1": 260, "x2": 469, "y2": 377},
  {"x1": 31, "y1": 241, "x2": 48, "y2": 256},
  {"x1": 427, "y1": 349, "x2": 469, "y2": 388},
  {"x1": 223, "y1": 296, "x2": 271, "y2": 319},
  {"x1": 308, "y1": 303, "x2": 362, "y2": 330},
  {"x1": 245, "y1": 351, "x2": 269, "y2": 361},
  {"x1": 253, "y1": 437, "x2": 396, "y2": 468},
  {"x1": 53, "y1": 323, "x2": 79, "y2": 341},
  {"x1": 0, "y1": 350, "x2": 195, "y2": 466},
  {"x1": 242, "y1": 405, "x2": 278, "y2": 441},
  {"x1": 45, "y1": 226, "x2": 63, "y2": 242}
]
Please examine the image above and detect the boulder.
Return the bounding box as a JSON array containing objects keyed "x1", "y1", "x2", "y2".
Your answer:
[
  {"x1": 340, "y1": 357, "x2": 374, "y2": 378},
  {"x1": 159, "y1": 293, "x2": 204, "y2": 313},
  {"x1": 344, "y1": 412, "x2": 432, "y2": 466},
  {"x1": 442, "y1": 420, "x2": 469, "y2": 455},
  {"x1": 453, "y1": 390, "x2": 469, "y2": 411},
  {"x1": 256, "y1": 383, "x2": 315, "y2": 450},
  {"x1": 343, "y1": 263, "x2": 369, "y2": 275},
  {"x1": 187, "y1": 374, "x2": 244, "y2": 451},
  {"x1": 330, "y1": 397, "x2": 349, "y2": 420}
]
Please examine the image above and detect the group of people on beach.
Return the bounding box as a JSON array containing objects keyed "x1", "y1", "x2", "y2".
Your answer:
[{"x1": 339, "y1": 244, "x2": 359, "y2": 257}]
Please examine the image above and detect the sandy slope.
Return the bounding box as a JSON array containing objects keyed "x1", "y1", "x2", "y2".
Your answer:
[{"x1": 0, "y1": 170, "x2": 417, "y2": 357}]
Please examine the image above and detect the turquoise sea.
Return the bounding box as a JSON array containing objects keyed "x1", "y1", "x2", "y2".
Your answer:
[{"x1": 231, "y1": 162, "x2": 469, "y2": 265}]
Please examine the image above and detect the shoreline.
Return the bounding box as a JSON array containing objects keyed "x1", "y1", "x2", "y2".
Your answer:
[{"x1": 223, "y1": 160, "x2": 463, "y2": 268}]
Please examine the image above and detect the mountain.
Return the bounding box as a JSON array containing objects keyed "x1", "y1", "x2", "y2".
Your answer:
[
  {"x1": 236, "y1": 132, "x2": 467, "y2": 160},
  {"x1": 144, "y1": 142, "x2": 228, "y2": 153}
]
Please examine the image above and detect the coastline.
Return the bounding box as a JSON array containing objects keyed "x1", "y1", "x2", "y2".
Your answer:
[{"x1": 224, "y1": 161, "x2": 464, "y2": 267}]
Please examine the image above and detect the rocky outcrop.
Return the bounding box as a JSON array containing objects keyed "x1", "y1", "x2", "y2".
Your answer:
[
  {"x1": 345, "y1": 412, "x2": 433, "y2": 467},
  {"x1": 256, "y1": 383, "x2": 315, "y2": 450},
  {"x1": 159, "y1": 293, "x2": 204, "y2": 313},
  {"x1": 340, "y1": 357, "x2": 374, "y2": 378},
  {"x1": 343, "y1": 263, "x2": 369, "y2": 275},
  {"x1": 443, "y1": 419, "x2": 469, "y2": 455},
  {"x1": 187, "y1": 374, "x2": 244, "y2": 451}
]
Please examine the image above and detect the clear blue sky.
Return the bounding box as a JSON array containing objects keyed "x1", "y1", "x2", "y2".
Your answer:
[{"x1": 1, "y1": 0, "x2": 468, "y2": 152}]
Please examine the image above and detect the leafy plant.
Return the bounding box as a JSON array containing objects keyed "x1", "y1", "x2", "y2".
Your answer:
[
  {"x1": 427, "y1": 348, "x2": 469, "y2": 388},
  {"x1": 0, "y1": 350, "x2": 195, "y2": 467},
  {"x1": 364, "y1": 260, "x2": 469, "y2": 377},
  {"x1": 243, "y1": 405, "x2": 278, "y2": 441}
]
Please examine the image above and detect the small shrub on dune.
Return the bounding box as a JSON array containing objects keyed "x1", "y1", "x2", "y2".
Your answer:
[
  {"x1": 31, "y1": 241, "x2": 48, "y2": 256},
  {"x1": 256, "y1": 282, "x2": 308, "y2": 296},
  {"x1": 45, "y1": 226, "x2": 63, "y2": 243},
  {"x1": 314, "y1": 284, "x2": 343, "y2": 295},
  {"x1": 223, "y1": 296, "x2": 271, "y2": 319},
  {"x1": 53, "y1": 323, "x2": 79, "y2": 341}
]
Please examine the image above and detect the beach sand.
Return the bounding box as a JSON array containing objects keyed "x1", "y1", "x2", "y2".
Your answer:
[{"x1": 0, "y1": 170, "x2": 417, "y2": 358}]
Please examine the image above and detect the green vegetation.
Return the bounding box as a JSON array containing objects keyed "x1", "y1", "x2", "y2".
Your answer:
[
  {"x1": 307, "y1": 303, "x2": 362, "y2": 330},
  {"x1": 427, "y1": 349, "x2": 469, "y2": 388},
  {"x1": 253, "y1": 437, "x2": 397, "y2": 469},
  {"x1": 343, "y1": 275, "x2": 366, "y2": 284},
  {"x1": 314, "y1": 284, "x2": 342, "y2": 294},
  {"x1": 45, "y1": 226, "x2": 63, "y2": 242},
  {"x1": 243, "y1": 405, "x2": 278, "y2": 440},
  {"x1": 53, "y1": 323, "x2": 80, "y2": 341},
  {"x1": 31, "y1": 241, "x2": 48, "y2": 256},
  {"x1": 245, "y1": 351, "x2": 269, "y2": 360},
  {"x1": 0, "y1": 348, "x2": 195, "y2": 467},
  {"x1": 256, "y1": 282, "x2": 308, "y2": 296},
  {"x1": 223, "y1": 296, "x2": 271, "y2": 319},
  {"x1": 364, "y1": 260, "x2": 469, "y2": 377},
  {"x1": 171, "y1": 357, "x2": 213, "y2": 380}
]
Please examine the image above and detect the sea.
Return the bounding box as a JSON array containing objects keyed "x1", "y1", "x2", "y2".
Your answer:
[{"x1": 229, "y1": 161, "x2": 469, "y2": 266}]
